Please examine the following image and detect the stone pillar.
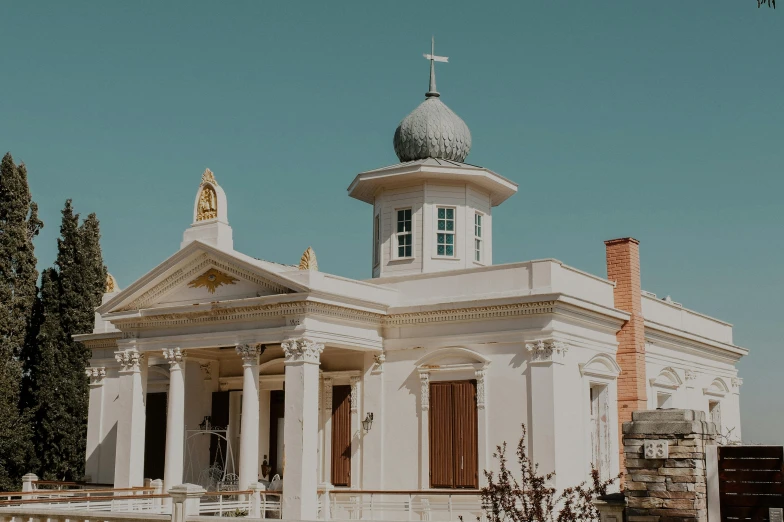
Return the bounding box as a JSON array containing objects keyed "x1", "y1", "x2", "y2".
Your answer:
[
  {"x1": 85, "y1": 366, "x2": 106, "y2": 483},
  {"x1": 170, "y1": 483, "x2": 206, "y2": 522},
  {"x1": 237, "y1": 343, "x2": 264, "y2": 491},
  {"x1": 526, "y1": 339, "x2": 569, "y2": 485},
  {"x1": 114, "y1": 349, "x2": 147, "y2": 488},
  {"x1": 163, "y1": 348, "x2": 186, "y2": 492},
  {"x1": 418, "y1": 370, "x2": 430, "y2": 489},
  {"x1": 281, "y1": 338, "x2": 324, "y2": 521},
  {"x1": 21, "y1": 473, "x2": 38, "y2": 492},
  {"x1": 623, "y1": 409, "x2": 716, "y2": 522}
]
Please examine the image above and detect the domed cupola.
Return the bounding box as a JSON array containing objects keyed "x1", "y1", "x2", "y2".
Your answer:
[{"x1": 393, "y1": 39, "x2": 472, "y2": 163}]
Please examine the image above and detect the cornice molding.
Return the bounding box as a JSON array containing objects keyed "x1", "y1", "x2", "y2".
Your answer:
[
  {"x1": 81, "y1": 336, "x2": 121, "y2": 350},
  {"x1": 385, "y1": 301, "x2": 556, "y2": 326}
]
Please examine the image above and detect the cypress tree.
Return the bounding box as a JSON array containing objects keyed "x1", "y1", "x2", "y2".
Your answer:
[
  {"x1": 26, "y1": 201, "x2": 105, "y2": 480},
  {"x1": 0, "y1": 153, "x2": 42, "y2": 490}
]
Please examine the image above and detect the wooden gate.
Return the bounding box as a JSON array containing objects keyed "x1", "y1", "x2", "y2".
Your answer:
[{"x1": 718, "y1": 446, "x2": 784, "y2": 522}]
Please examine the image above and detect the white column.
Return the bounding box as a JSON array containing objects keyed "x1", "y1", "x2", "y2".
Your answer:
[
  {"x1": 281, "y1": 338, "x2": 324, "y2": 521},
  {"x1": 113, "y1": 349, "x2": 147, "y2": 488},
  {"x1": 163, "y1": 348, "x2": 186, "y2": 492},
  {"x1": 418, "y1": 370, "x2": 430, "y2": 489},
  {"x1": 362, "y1": 353, "x2": 385, "y2": 490},
  {"x1": 526, "y1": 339, "x2": 569, "y2": 486},
  {"x1": 321, "y1": 377, "x2": 334, "y2": 485},
  {"x1": 349, "y1": 376, "x2": 361, "y2": 489},
  {"x1": 84, "y1": 367, "x2": 106, "y2": 483},
  {"x1": 237, "y1": 344, "x2": 264, "y2": 490}
]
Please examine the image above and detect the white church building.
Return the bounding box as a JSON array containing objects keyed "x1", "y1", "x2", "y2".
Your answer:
[{"x1": 75, "y1": 46, "x2": 747, "y2": 520}]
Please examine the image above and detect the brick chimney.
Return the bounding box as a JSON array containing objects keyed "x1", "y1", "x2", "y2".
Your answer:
[{"x1": 604, "y1": 237, "x2": 647, "y2": 472}]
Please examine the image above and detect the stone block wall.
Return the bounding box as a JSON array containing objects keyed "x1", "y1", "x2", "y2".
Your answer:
[{"x1": 623, "y1": 409, "x2": 716, "y2": 522}]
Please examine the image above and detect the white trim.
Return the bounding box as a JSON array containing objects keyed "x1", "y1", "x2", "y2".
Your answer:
[
  {"x1": 703, "y1": 378, "x2": 729, "y2": 398},
  {"x1": 649, "y1": 367, "x2": 684, "y2": 391}
]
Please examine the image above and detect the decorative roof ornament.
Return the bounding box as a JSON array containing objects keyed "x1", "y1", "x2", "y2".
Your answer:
[
  {"x1": 196, "y1": 168, "x2": 219, "y2": 221},
  {"x1": 299, "y1": 246, "x2": 319, "y2": 271},
  {"x1": 201, "y1": 168, "x2": 217, "y2": 185},
  {"x1": 393, "y1": 37, "x2": 472, "y2": 163},
  {"x1": 106, "y1": 273, "x2": 119, "y2": 293}
]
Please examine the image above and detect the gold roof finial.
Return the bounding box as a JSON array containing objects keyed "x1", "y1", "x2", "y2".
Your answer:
[
  {"x1": 201, "y1": 168, "x2": 216, "y2": 185},
  {"x1": 299, "y1": 246, "x2": 319, "y2": 271},
  {"x1": 106, "y1": 273, "x2": 119, "y2": 293}
]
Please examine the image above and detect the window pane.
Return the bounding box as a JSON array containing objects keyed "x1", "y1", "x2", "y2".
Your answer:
[
  {"x1": 405, "y1": 209, "x2": 411, "y2": 220},
  {"x1": 397, "y1": 221, "x2": 404, "y2": 233},
  {"x1": 446, "y1": 208, "x2": 454, "y2": 219},
  {"x1": 446, "y1": 234, "x2": 453, "y2": 245},
  {"x1": 437, "y1": 245, "x2": 445, "y2": 255},
  {"x1": 437, "y1": 233, "x2": 445, "y2": 243},
  {"x1": 438, "y1": 208, "x2": 445, "y2": 219},
  {"x1": 446, "y1": 221, "x2": 454, "y2": 231},
  {"x1": 446, "y1": 245, "x2": 453, "y2": 256},
  {"x1": 438, "y1": 220, "x2": 445, "y2": 231},
  {"x1": 398, "y1": 246, "x2": 405, "y2": 257},
  {"x1": 405, "y1": 245, "x2": 412, "y2": 257}
]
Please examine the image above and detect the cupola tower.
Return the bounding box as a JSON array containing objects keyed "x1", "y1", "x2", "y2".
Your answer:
[{"x1": 348, "y1": 39, "x2": 517, "y2": 278}]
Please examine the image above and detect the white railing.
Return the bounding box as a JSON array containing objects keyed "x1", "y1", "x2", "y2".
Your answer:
[{"x1": 320, "y1": 490, "x2": 485, "y2": 521}]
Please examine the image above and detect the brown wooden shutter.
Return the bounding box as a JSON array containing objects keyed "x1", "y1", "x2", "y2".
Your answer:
[
  {"x1": 331, "y1": 385, "x2": 352, "y2": 487},
  {"x1": 429, "y1": 382, "x2": 455, "y2": 488},
  {"x1": 453, "y1": 381, "x2": 478, "y2": 488}
]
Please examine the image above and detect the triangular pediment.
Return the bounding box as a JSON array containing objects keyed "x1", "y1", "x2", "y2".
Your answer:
[{"x1": 100, "y1": 241, "x2": 307, "y2": 314}]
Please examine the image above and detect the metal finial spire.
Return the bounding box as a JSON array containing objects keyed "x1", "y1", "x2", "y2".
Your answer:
[{"x1": 423, "y1": 36, "x2": 448, "y2": 98}]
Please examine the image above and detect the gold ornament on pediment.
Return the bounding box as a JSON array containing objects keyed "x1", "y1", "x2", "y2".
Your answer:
[
  {"x1": 187, "y1": 268, "x2": 238, "y2": 294},
  {"x1": 299, "y1": 246, "x2": 318, "y2": 271},
  {"x1": 106, "y1": 273, "x2": 119, "y2": 293},
  {"x1": 196, "y1": 184, "x2": 218, "y2": 221}
]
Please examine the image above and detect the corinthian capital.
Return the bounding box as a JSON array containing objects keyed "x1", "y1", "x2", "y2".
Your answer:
[
  {"x1": 525, "y1": 339, "x2": 569, "y2": 364},
  {"x1": 281, "y1": 338, "x2": 324, "y2": 364},
  {"x1": 236, "y1": 343, "x2": 264, "y2": 363},
  {"x1": 85, "y1": 366, "x2": 106, "y2": 385},
  {"x1": 115, "y1": 349, "x2": 144, "y2": 372},
  {"x1": 162, "y1": 347, "x2": 186, "y2": 365}
]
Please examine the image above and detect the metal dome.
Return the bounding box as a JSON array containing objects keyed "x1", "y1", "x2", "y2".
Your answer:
[{"x1": 393, "y1": 96, "x2": 472, "y2": 163}]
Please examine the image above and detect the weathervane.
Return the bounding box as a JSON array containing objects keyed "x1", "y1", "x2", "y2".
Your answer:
[{"x1": 423, "y1": 36, "x2": 448, "y2": 97}]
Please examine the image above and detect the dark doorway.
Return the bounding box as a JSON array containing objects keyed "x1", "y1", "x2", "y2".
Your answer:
[
  {"x1": 331, "y1": 385, "x2": 352, "y2": 487},
  {"x1": 144, "y1": 392, "x2": 167, "y2": 480},
  {"x1": 210, "y1": 391, "x2": 230, "y2": 470},
  {"x1": 268, "y1": 390, "x2": 285, "y2": 478}
]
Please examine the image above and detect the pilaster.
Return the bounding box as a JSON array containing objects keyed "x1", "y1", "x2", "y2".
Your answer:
[
  {"x1": 85, "y1": 367, "x2": 106, "y2": 483},
  {"x1": 349, "y1": 375, "x2": 361, "y2": 489},
  {"x1": 526, "y1": 339, "x2": 570, "y2": 487},
  {"x1": 281, "y1": 338, "x2": 324, "y2": 521},
  {"x1": 113, "y1": 349, "x2": 147, "y2": 488}
]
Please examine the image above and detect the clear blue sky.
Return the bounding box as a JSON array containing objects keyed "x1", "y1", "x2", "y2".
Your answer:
[{"x1": 2, "y1": 1, "x2": 781, "y2": 443}]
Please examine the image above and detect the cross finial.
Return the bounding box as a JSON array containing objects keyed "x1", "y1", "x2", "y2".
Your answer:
[{"x1": 423, "y1": 36, "x2": 448, "y2": 98}]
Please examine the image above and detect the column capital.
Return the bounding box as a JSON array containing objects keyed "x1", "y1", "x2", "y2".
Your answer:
[
  {"x1": 282, "y1": 338, "x2": 324, "y2": 365},
  {"x1": 162, "y1": 347, "x2": 186, "y2": 366},
  {"x1": 236, "y1": 343, "x2": 265, "y2": 364},
  {"x1": 115, "y1": 349, "x2": 145, "y2": 372},
  {"x1": 525, "y1": 339, "x2": 569, "y2": 365},
  {"x1": 86, "y1": 366, "x2": 106, "y2": 386}
]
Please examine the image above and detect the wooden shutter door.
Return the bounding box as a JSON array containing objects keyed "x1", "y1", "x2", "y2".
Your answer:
[
  {"x1": 331, "y1": 385, "x2": 352, "y2": 487},
  {"x1": 429, "y1": 382, "x2": 454, "y2": 488},
  {"x1": 453, "y1": 381, "x2": 478, "y2": 488}
]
